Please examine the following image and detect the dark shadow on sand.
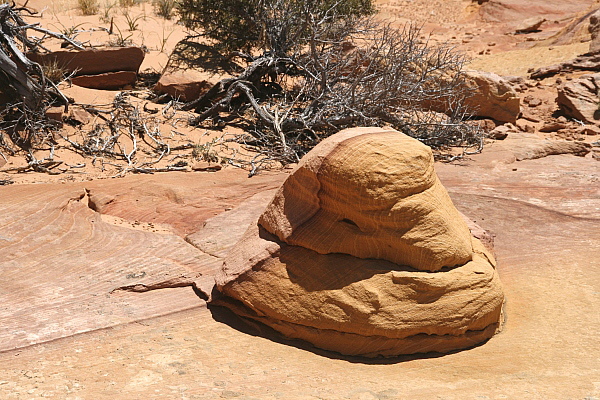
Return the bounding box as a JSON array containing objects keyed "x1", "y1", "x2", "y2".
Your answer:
[{"x1": 206, "y1": 302, "x2": 489, "y2": 365}]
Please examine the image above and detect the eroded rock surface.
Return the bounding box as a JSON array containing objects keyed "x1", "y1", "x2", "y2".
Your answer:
[
  {"x1": 463, "y1": 70, "x2": 520, "y2": 123},
  {"x1": 557, "y1": 73, "x2": 600, "y2": 125},
  {"x1": 214, "y1": 127, "x2": 505, "y2": 357},
  {"x1": 589, "y1": 9, "x2": 600, "y2": 52}
]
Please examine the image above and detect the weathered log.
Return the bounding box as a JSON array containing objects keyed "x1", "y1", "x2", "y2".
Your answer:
[{"x1": 0, "y1": 3, "x2": 69, "y2": 108}]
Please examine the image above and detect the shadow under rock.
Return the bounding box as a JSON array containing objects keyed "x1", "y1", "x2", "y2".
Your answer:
[{"x1": 206, "y1": 300, "x2": 482, "y2": 365}]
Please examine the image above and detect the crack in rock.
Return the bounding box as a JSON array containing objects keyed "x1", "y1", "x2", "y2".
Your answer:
[{"x1": 110, "y1": 275, "x2": 209, "y2": 300}]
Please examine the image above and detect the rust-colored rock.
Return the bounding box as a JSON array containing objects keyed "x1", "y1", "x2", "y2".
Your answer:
[
  {"x1": 214, "y1": 127, "x2": 505, "y2": 357},
  {"x1": 27, "y1": 47, "x2": 145, "y2": 76},
  {"x1": 154, "y1": 70, "x2": 217, "y2": 102},
  {"x1": 71, "y1": 71, "x2": 137, "y2": 90},
  {"x1": 45, "y1": 106, "x2": 64, "y2": 126}
]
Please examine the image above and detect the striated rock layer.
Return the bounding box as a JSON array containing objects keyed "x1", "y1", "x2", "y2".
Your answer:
[{"x1": 214, "y1": 127, "x2": 505, "y2": 357}]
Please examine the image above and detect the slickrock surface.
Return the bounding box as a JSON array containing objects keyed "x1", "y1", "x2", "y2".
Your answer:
[
  {"x1": 0, "y1": 145, "x2": 598, "y2": 398},
  {"x1": 0, "y1": 170, "x2": 285, "y2": 352},
  {"x1": 214, "y1": 128, "x2": 505, "y2": 357}
]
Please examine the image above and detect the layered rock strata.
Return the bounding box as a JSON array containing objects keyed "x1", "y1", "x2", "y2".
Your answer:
[{"x1": 214, "y1": 127, "x2": 505, "y2": 357}]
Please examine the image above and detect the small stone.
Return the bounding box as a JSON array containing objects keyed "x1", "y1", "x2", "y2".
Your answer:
[
  {"x1": 516, "y1": 119, "x2": 535, "y2": 133},
  {"x1": 45, "y1": 106, "x2": 64, "y2": 126},
  {"x1": 529, "y1": 98, "x2": 542, "y2": 107},
  {"x1": 66, "y1": 108, "x2": 93, "y2": 125},
  {"x1": 488, "y1": 125, "x2": 511, "y2": 140},
  {"x1": 192, "y1": 162, "x2": 222, "y2": 172},
  {"x1": 154, "y1": 70, "x2": 221, "y2": 102},
  {"x1": 539, "y1": 122, "x2": 567, "y2": 132},
  {"x1": 579, "y1": 126, "x2": 600, "y2": 136}
]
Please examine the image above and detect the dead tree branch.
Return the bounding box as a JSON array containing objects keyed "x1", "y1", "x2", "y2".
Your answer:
[
  {"x1": 0, "y1": 3, "x2": 72, "y2": 159},
  {"x1": 181, "y1": 17, "x2": 481, "y2": 169}
]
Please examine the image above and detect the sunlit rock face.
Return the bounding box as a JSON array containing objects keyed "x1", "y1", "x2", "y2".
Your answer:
[{"x1": 214, "y1": 127, "x2": 505, "y2": 357}]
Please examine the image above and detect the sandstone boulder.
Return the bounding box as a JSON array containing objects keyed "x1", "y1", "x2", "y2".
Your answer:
[
  {"x1": 463, "y1": 71, "x2": 521, "y2": 123},
  {"x1": 154, "y1": 70, "x2": 218, "y2": 102},
  {"x1": 214, "y1": 127, "x2": 505, "y2": 357},
  {"x1": 557, "y1": 74, "x2": 600, "y2": 125},
  {"x1": 27, "y1": 47, "x2": 145, "y2": 76}
]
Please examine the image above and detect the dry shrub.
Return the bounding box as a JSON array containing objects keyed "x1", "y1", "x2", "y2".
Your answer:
[
  {"x1": 119, "y1": 0, "x2": 137, "y2": 8},
  {"x1": 78, "y1": 0, "x2": 99, "y2": 15},
  {"x1": 153, "y1": 0, "x2": 176, "y2": 19},
  {"x1": 40, "y1": 59, "x2": 69, "y2": 84},
  {"x1": 180, "y1": 3, "x2": 482, "y2": 171}
]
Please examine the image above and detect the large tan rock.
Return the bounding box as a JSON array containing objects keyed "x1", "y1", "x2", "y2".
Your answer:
[
  {"x1": 463, "y1": 70, "x2": 520, "y2": 123},
  {"x1": 214, "y1": 127, "x2": 505, "y2": 357},
  {"x1": 557, "y1": 74, "x2": 600, "y2": 125}
]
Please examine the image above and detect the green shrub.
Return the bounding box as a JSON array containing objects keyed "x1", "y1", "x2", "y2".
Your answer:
[{"x1": 177, "y1": 0, "x2": 374, "y2": 54}]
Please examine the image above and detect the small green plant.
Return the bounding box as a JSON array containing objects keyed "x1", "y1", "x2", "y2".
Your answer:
[
  {"x1": 78, "y1": 0, "x2": 99, "y2": 15},
  {"x1": 153, "y1": 0, "x2": 176, "y2": 19},
  {"x1": 123, "y1": 11, "x2": 143, "y2": 31},
  {"x1": 158, "y1": 24, "x2": 175, "y2": 52},
  {"x1": 192, "y1": 140, "x2": 219, "y2": 163},
  {"x1": 100, "y1": 1, "x2": 115, "y2": 23},
  {"x1": 119, "y1": 0, "x2": 136, "y2": 8},
  {"x1": 51, "y1": 21, "x2": 87, "y2": 41},
  {"x1": 108, "y1": 24, "x2": 133, "y2": 47}
]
